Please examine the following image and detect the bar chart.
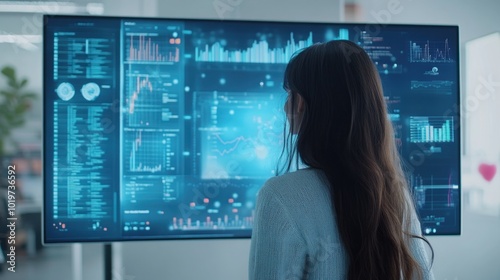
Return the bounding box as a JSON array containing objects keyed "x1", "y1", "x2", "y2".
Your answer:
[
  {"x1": 195, "y1": 32, "x2": 314, "y2": 63},
  {"x1": 409, "y1": 116, "x2": 454, "y2": 143},
  {"x1": 409, "y1": 39, "x2": 453, "y2": 63},
  {"x1": 126, "y1": 34, "x2": 180, "y2": 63},
  {"x1": 169, "y1": 213, "x2": 254, "y2": 231}
]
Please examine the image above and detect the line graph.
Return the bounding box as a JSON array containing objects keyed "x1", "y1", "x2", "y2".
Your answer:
[
  {"x1": 129, "y1": 75, "x2": 153, "y2": 114},
  {"x1": 129, "y1": 130, "x2": 162, "y2": 173},
  {"x1": 410, "y1": 80, "x2": 454, "y2": 95},
  {"x1": 409, "y1": 39, "x2": 454, "y2": 63},
  {"x1": 125, "y1": 130, "x2": 178, "y2": 174},
  {"x1": 197, "y1": 91, "x2": 285, "y2": 179},
  {"x1": 125, "y1": 74, "x2": 180, "y2": 127},
  {"x1": 212, "y1": 134, "x2": 253, "y2": 156}
]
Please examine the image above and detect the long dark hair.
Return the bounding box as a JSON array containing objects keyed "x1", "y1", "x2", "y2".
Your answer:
[{"x1": 280, "y1": 40, "x2": 432, "y2": 280}]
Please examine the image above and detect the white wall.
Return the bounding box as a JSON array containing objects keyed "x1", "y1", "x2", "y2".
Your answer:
[
  {"x1": 103, "y1": 0, "x2": 344, "y2": 22},
  {"x1": 103, "y1": 0, "x2": 157, "y2": 17},
  {"x1": 463, "y1": 33, "x2": 500, "y2": 218},
  {"x1": 0, "y1": 13, "x2": 44, "y2": 91},
  {"x1": 157, "y1": 0, "x2": 344, "y2": 22}
]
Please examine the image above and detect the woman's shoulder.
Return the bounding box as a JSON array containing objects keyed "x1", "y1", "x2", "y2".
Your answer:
[
  {"x1": 260, "y1": 168, "x2": 329, "y2": 201},
  {"x1": 257, "y1": 168, "x2": 339, "y2": 242},
  {"x1": 266, "y1": 168, "x2": 323, "y2": 186}
]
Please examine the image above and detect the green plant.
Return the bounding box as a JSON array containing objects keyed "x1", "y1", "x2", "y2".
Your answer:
[{"x1": 0, "y1": 65, "x2": 37, "y2": 157}]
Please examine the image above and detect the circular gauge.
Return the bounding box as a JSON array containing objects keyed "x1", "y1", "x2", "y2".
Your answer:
[
  {"x1": 55, "y1": 82, "x2": 75, "y2": 101},
  {"x1": 81, "y1": 82, "x2": 101, "y2": 101}
]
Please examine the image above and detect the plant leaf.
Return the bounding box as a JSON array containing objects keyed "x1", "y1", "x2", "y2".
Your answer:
[
  {"x1": 7, "y1": 80, "x2": 18, "y2": 89},
  {"x1": 20, "y1": 78, "x2": 28, "y2": 88},
  {"x1": 21, "y1": 93, "x2": 37, "y2": 99},
  {"x1": 1, "y1": 66, "x2": 15, "y2": 80},
  {"x1": 10, "y1": 118, "x2": 24, "y2": 127}
]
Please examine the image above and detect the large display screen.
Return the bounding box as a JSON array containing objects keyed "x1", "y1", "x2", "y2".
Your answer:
[{"x1": 43, "y1": 15, "x2": 460, "y2": 243}]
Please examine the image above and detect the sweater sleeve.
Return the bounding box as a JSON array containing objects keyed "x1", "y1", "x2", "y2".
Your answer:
[
  {"x1": 409, "y1": 209, "x2": 436, "y2": 280},
  {"x1": 249, "y1": 182, "x2": 308, "y2": 280}
]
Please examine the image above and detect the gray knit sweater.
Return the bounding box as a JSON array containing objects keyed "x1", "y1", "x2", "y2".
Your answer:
[{"x1": 249, "y1": 168, "x2": 435, "y2": 280}]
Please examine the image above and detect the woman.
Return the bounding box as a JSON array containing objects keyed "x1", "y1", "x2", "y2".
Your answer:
[{"x1": 249, "y1": 40, "x2": 434, "y2": 280}]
